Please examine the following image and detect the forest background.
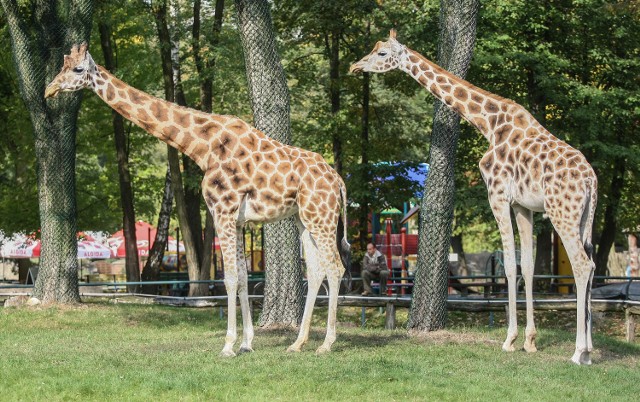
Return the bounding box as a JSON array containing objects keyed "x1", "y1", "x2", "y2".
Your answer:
[{"x1": 0, "y1": 0, "x2": 638, "y2": 276}]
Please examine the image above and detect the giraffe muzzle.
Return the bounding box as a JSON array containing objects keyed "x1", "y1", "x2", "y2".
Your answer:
[
  {"x1": 44, "y1": 83, "x2": 61, "y2": 99},
  {"x1": 349, "y1": 63, "x2": 364, "y2": 74}
]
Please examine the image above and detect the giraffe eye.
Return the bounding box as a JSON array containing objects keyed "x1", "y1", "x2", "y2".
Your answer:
[
  {"x1": 377, "y1": 51, "x2": 387, "y2": 57},
  {"x1": 72, "y1": 67, "x2": 84, "y2": 73}
]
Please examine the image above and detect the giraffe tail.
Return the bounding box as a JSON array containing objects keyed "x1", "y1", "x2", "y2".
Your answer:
[
  {"x1": 581, "y1": 176, "x2": 598, "y2": 262},
  {"x1": 337, "y1": 178, "x2": 351, "y2": 270}
]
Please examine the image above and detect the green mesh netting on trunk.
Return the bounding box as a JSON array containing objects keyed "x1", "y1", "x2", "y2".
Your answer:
[
  {"x1": 1, "y1": 0, "x2": 94, "y2": 303},
  {"x1": 235, "y1": 0, "x2": 304, "y2": 327},
  {"x1": 408, "y1": 0, "x2": 479, "y2": 331}
]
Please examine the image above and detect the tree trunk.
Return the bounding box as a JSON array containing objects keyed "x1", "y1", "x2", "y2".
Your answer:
[
  {"x1": 97, "y1": 16, "x2": 140, "y2": 293},
  {"x1": 139, "y1": 0, "x2": 176, "y2": 292},
  {"x1": 190, "y1": 0, "x2": 225, "y2": 289},
  {"x1": 358, "y1": 69, "x2": 371, "y2": 251},
  {"x1": 595, "y1": 157, "x2": 626, "y2": 278},
  {"x1": 141, "y1": 167, "x2": 173, "y2": 294},
  {"x1": 327, "y1": 30, "x2": 343, "y2": 176},
  {"x1": 450, "y1": 234, "x2": 467, "y2": 276},
  {"x1": 408, "y1": 0, "x2": 479, "y2": 332},
  {"x1": 1, "y1": 0, "x2": 94, "y2": 304},
  {"x1": 235, "y1": 0, "x2": 303, "y2": 328},
  {"x1": 534, "y1": 221, "x2": 553, "y2": 275},
  {"x1": 357, "y1": 23, "x2": 371, "y2": 251}
]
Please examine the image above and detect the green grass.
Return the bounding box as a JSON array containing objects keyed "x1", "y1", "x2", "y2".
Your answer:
[{"x1": 1, "y1": 300, "x2": 638, "y2": 401}]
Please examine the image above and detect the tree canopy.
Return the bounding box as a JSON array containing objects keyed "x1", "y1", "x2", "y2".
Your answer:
[{"x1": 0, "y1": 0, "x2": 638, "y2": 263}]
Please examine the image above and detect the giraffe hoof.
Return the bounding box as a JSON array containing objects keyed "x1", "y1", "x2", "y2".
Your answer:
[
  {"x1": 286, "y1": 344, "x2": 302, "y2": 353},
  {"x1": 237, "y1": 346, "x2": 254, "y2": 355},
  {"x1": 571, "y1": 350, "x2": 592, "y2": 365},
  {"x1": 524, "y1": 343, "x2": 537, "y2": 353},
  {"x1": 315, "y1": 345, "x2": 332, "y2": 355},
  {"x1": 502, "y1": 343, "x2": 516, "y2": 352},
  {"x1": 219, "y1": 349, "x2": 236, "y2": 358}
]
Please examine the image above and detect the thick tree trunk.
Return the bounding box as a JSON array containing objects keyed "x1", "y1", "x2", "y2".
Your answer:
[
  {"x1": 97, "y1": 18, "x2": 140, "y2": 293},
  {"x1": 408, "y1": 0, "x2": 479, "y2": 332},
  {"x1": 1, "y1": 0, "x2": 94, "y2": 303},
  {"x1": 236, "y1": 0, "x2": 303, "y2": 327}
]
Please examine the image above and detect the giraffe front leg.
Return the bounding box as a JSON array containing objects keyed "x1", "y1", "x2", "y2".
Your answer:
[
  {"x1": 236, "y1": 228, "x2": 254, "y2": 354},
  {"x1": 216, "y1": 216, "x2": 239, "y2": 358},
  {"x1": 514, "y1": 206, "x2": 537, "y2": 353},
  {"x1": 490, "y1": 201, "x2": 519, "y2": 352}
]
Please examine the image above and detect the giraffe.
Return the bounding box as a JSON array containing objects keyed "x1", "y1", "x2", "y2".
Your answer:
[
  {"x1": 351, "y1": 30, "x2": 598, "y2": 365},
  {"x1": 45, "y1": 43, "x2": 350, "y2": 357}
]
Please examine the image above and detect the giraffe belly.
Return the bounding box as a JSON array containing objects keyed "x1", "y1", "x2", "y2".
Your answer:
[
  {"x1": 236, "y1": 197, "x2": 299, "y2": 225},
  {"x1": 513, "y1": 188, "x2": 545, "y2": 212}
]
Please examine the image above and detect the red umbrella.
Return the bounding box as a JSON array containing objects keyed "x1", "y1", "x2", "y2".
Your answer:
[{"x1": 107, "y1": 221, "x2": 186, "y2": 258}]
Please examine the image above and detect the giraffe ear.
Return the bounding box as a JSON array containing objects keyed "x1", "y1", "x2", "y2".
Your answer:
[{"x1": 389, "y1": 29, "x2": 397, "y2": 40}]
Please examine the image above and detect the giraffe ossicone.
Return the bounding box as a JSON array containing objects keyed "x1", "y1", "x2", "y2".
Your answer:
[
  {"x1": 352, "y1": 30, "x2": 598, "y2": 365},
  {"x1": 46, "y1": 43, "x2": 350, "y2": 357}
]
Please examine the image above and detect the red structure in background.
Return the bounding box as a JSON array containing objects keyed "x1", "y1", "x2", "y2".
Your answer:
[{"x1": 375, "y1": 218, "x2": 419, "y2": 295}]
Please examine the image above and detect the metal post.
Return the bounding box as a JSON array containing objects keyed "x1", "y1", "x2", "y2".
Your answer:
[
  {"x1": 385, "y1": 218, "x2": 393, "y2": 296},
  {"x1": 176, "y1": 227, "x2": 181, "y2": 272},
  {"x1": 250, "y1": 228, "x2": 255, "y2": 272},
  {"x1": 401, "y1": 227, "x2": 407, "y2": 295}
]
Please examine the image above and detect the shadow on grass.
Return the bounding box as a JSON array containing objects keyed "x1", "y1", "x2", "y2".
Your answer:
[{"x1": 99, "y1": 301, "x2": 225, "y2": 330}]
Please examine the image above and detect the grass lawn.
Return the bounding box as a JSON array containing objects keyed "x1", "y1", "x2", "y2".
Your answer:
[{"x1": 1, "y1": 299, "x2": 639, "y2": 401}]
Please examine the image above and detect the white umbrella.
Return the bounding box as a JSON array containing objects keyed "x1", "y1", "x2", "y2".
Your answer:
[
  {"x1": 77, "y1": 239, "x2": 112, "y2": 259},
  {"x1": 0, "y1": 237, "x2": 41, "y2": 258}
]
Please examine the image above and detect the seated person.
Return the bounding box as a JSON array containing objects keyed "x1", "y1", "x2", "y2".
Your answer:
[{"x1": 361, "y1": 243, "x2": 388, "y2": 296}]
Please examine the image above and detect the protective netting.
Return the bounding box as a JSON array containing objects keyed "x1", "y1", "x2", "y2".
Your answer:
[
  {"x1": 1, "y1": 0, "x2": 94, "y2": 303},
  {"x1": 408, "y1": 0, "x2": 479, "y2": 331},
  {"x1": 235, "y1": 0, "x2": 304, "y2": 327}
]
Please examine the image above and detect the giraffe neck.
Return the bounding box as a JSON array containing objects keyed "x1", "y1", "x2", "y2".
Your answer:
[
  {"x1": 399, "y1": 47, "x2": 511, "y2": 142},
  {"x1": 91, "y1": 66, "x2": 232, "y2": 170}
]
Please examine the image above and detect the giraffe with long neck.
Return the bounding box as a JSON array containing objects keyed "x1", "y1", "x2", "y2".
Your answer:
[
  {"x1": 46, "y1": 43, "x2": 350, "y2": 357},
  {"x1": 351, "y1": 30, "x2": 598, "y2": 365}
]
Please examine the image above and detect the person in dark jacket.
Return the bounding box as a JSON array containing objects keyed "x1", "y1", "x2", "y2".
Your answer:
[{"x1": 361, "y1": 243, "x2": 388, "y2": 296}]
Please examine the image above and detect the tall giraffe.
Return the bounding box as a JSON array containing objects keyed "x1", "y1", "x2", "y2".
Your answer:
[
  {"x1": 351, "y1": 30, "x2": 598, "y2": 365},
  {"x1": 45, "y1": 43, "x2": 350, "y2": 357}
]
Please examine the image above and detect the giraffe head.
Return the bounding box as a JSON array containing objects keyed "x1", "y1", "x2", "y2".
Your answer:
[
  {"x1": 349, "y1": 29, "x2": 405, "y2": 74},
  {"x1": 44, "y1": 43, "x2": 97, "y2": 98}
]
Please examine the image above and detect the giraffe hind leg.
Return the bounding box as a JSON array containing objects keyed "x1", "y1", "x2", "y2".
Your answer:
[
  {"x1": 552, "y1": 219, "x2": 594, "y2": 365},
  {"x1": 315, "y1": 243, "x2": 345, "y2": 355},
  {"x1": 287, "y1": 222, "x2": 324, "y2": 353}
]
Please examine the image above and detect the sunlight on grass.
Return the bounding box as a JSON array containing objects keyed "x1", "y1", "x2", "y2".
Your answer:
[{"x1": 1, "y1": 301, "x2": 638, "y2": 401}]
